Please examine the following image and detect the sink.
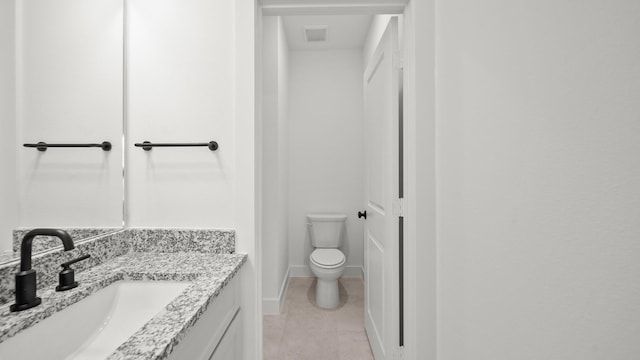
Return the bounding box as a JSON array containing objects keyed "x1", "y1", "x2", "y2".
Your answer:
[{"x1": 0, "y1": 280, "x2": 191, "y2": 360}]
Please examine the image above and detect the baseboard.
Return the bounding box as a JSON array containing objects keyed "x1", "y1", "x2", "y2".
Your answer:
[
  {"x1": 262, "y1": 268, "x2": 290, "y2": 315},
  {"x1": 289, "y1": 265, "x2": 364, "y2": 279},
  {"x1": 277, "y1": 269, "x2": 290, "y2": 312},
  {"x1": 344, "y1": 265, "x2": 364, "y2": 279},
  {"x1": 262, "y1": 298, "x2": 280, "y2": 315}
]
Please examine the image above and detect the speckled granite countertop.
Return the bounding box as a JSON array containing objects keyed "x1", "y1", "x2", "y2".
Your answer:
[{"x1": 0, "y1": 252, "x2": 247, "y2": 360}]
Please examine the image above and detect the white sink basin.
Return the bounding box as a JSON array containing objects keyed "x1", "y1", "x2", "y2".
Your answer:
[{"x1": 0, "y1": 280, "x2": 191, "y2": 360}]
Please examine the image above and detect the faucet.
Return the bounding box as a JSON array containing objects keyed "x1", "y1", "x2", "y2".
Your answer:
[{"x1": 10, "y1": 229, "x2": 75, "y2": 312}]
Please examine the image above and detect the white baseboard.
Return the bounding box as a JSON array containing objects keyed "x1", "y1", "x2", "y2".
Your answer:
[
  {"x1": 262, "y1": 268, "x2": 290, "y2": 315},
  {"x1": 345, "y1": 265, "x2": 364, "y2": 279},
  {"x1": 289, "y1": 265, "x2": 364, "y2": 279}
]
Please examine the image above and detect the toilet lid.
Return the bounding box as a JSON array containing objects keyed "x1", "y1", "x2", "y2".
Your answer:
[{"x1": 310, "y1": 249, "x2": 345, "y2": 267}]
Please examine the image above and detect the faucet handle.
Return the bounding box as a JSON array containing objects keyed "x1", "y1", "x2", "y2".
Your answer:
[{"x1": 55, "y1": 254, "x2": 91, "y2": 292}]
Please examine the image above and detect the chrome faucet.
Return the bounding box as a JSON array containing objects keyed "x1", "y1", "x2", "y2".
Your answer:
[{"x1": 10, "y1": 229, "x2": 75, "y2": 312}]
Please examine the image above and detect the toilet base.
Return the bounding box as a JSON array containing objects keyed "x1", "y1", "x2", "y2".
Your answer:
[{"x1": 315, "y1": 278, "x2": 339, "y2": 309}]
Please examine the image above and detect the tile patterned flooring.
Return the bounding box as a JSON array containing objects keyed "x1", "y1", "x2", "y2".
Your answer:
[{"x1": 263, "y1": 277, "x2": 374, "y2": 360}]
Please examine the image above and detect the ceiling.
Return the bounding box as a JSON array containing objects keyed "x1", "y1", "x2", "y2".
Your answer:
[{"x1": 281, "y1": 15, "x2": 373, "y2": 51}]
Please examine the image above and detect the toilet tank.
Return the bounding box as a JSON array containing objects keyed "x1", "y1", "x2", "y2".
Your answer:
[{"x1": 307, "y1": 213, "x2": 347, "y2": 248}]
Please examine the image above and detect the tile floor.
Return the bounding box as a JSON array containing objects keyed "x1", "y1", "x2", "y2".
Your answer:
[{"x1": 263, "y1": 277, "x2": 374, "y2": 360}]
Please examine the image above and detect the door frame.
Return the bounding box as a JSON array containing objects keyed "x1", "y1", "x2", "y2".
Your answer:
[{"x1": 240, "y1": 1, "x2": 437, "y2": 359}]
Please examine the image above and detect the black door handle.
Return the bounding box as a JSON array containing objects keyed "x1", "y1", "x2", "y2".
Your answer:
[{"x1": 358, "y1": 210, "x2": 367, "y2": 219}]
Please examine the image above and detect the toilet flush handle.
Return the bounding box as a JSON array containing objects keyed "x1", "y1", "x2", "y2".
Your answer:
[{"x1": 358, "y1": 210, "x2": 367, "y2": 219}]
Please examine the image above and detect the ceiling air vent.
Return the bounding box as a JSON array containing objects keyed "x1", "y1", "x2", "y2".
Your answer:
[{"x1": 303, "y1": 25, "x2": 329, "y2": 42}]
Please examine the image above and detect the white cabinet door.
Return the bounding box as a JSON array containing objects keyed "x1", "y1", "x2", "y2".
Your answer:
[
  {"x1": 168, "y1": 277, "x2": 240, "y2": 360},
  {"x1": 209, "y1": 311, "x2": 242, "y2": 360}
]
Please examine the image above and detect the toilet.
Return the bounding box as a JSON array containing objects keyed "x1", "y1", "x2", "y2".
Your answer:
[{"x1": 307, "y1": 213, "x2": 347, "y2": 309}]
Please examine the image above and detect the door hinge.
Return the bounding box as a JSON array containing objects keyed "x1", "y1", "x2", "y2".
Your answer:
[
  {"x1": 394, "y1": 198, "x2": 406, "y2": 217},
  {"x1": 393, "y1": 51, "x2": 405, "y2": 69}
]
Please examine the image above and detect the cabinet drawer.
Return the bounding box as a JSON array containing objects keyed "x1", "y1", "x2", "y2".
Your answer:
[{"x1": 209, "y1": 310, "x2": 242, "y2": 360}]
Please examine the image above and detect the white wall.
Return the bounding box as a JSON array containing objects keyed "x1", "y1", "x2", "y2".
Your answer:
[
  {"x1": 234, "y1": 1, "x2": 260, "y2": 358},
  {"x1": 403, "y1": 0, "x2": 436, "y2": 359},
  {"x1": 121, "y1": 0, "x2": 262, "y2": 355},
  {"x1": 261, "y1": 16, "x2": 290, "y2": 313},
  {"x1": 126, "y1": 0, "x2": 235, "y2": 228},
  {"x1": 0, "y1": 0, "x2": 17, "y2": 252},
  {"x1": 17, "y1": 0, "x2": 123, "y2": 229},
  {"x1": 437, "y1": 1, "x2": 640, "y2": 358},
  {"x1": 288, "y1": 50, "x2": 364, "y2": 277},
  {"x1": 125, "y1": 0, "x2": 260, "y2": 353}
]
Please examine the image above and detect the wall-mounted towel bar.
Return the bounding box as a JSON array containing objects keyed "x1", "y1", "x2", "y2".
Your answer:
[
  {"x1": 134, "y1": 141, "x2": 219, "y2": 151},
  {"x1": 23, "y1": 141, "x2": 112, "y2": 151}
]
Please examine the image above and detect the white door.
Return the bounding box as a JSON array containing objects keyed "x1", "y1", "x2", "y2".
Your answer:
[{"x1": 363, "y1": 18, "x2": 401, "y2": 360}]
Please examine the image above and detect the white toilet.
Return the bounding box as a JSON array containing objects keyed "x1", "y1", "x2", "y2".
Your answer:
[{"x1": 307, "y1": 213, "x2": 347, "y2": 309}]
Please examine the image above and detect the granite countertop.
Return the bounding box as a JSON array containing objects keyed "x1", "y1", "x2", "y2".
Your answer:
[{"x1": 0, "y1": 252, "x2": 247, "y2": 360}]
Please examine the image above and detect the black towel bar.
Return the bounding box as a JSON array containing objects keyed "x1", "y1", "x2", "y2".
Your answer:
[
  {"x1": 134, "y1": 141, "x2": 218, "y2": 151},
  {"x1": 23, "y1": 142, "x2": 112, "y2": 151}
]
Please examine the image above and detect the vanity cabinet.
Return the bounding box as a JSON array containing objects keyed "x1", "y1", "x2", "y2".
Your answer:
[
  {"x1": 209, "y1": 312, "x2": 242, "y2": 360},
  {"x1": 168, "y1": 275, "x2": 242, "y2": 360}
]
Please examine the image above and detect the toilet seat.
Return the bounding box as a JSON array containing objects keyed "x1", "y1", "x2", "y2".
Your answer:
[{"x1": 310, "y1": 249, "x2": 345, "y2": 269}]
